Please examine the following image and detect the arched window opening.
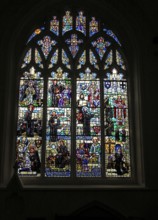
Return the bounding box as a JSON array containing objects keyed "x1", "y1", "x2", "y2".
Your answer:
[{"x1": 16, "y1": 10, "x2": 131, "y2": 180}]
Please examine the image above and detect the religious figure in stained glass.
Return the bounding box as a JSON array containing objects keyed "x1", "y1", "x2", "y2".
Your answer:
[
  {"x1": 76, "y1": 11, "x2": 86, "y2": 35},
  {"x1": 62, "y1": 11, "x2": 73, "y2": 35},
  {"x1": 66, "y1": 34, "x2": 83, "y2": 58},
  {"x1": 50, "y1": 16, "x2": 59, "y2": 35},
  {"x1": 38, "y1": 36, "x2": 57, "y2": 58},
  {"x1": 92, "y1": 37, "x2": 111, "y2": 60},
  {"x1": 89, "y1": 17, "x2": 98, "y2": 36}
]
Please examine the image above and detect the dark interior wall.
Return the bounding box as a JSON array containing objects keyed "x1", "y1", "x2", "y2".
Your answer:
[{"x1": 0, "y1": 0, "x2": 158, "y2": 220}]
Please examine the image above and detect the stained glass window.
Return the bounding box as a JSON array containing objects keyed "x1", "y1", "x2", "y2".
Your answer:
[{"x1": 17, "y1": 10, "x2": 132, "y2": 181}]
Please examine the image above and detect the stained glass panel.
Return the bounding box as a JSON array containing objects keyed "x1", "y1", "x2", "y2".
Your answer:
[
  {"x1": 35, "y1": 49, "x2": 43, "y2": 68},
  {"x1": 17, "y1": 68, "x2": 43, "y2": 176},
  {"x1": 27, "y1": 27, "x2": 45, "y2": 43},
  {"x1": 104, "y1": 50, "x2": 113, "y2": 70},
  {"x1": 77, "y1": 51, "x2": 86, "y2": 69},
  {"x1": 76, "y1": 69, "x2": 101, "y2": 177},
  {"x1": 21, "y1": 49, "x2": 31, "y2": 68},
  {"x1": 50, "y1": 67, "x2": 70, "y2": 80},
  {"x1": 116, "y1": 50, "x2": 126, "y2": 70},
  {"x1": 89, "y1": 50, "x2": 99, "y2": 69},
  {"x1": 50, "y1": 16, "x2": 59, "y2": 35},
  {"x1": 49, "y1": 49, "x2": 58, "y2": 68},
  {"x1": 89, "y1": 17, "x2": 98, "y2": 36},
  {"x1": 66, "y1": 34, "x2": 83, "y2": 58},
  {"x1": 62, "y1": 11, "x2": 73, "y2": 35},
  {"x1": 62, "y1": 50, "x2": 71, "y2": 69},
  {"x1": 92, "y1": 37, "x2": 111, "y2": 60},
  {"x1": 38, "y1": 36, "x2": 57, "y2": 59},
  {"x1": 76, "y1": 136, "x2": 101, "y2": 177},
  {"x1": 45, "y1": 68, "x2": 71, "y2": 177},
  {"x1": 103, "y1": 28, "x2": 121, "y2": 46},
  {"x1": 47, "y1": 80, "x2": 71, "y2": 108},
  {"x1": 19, "y1": 79, "x2": 43, "y2": 107},
  {"x1": 76, "y1": 11, "x2": 86, "y2": 35},
  {"x1": 104, "y1": 68, "x2": 130, "y2": 177}
]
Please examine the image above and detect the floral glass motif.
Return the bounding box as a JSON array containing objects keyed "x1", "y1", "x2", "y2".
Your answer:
[
  {"x1": 104, "y1": 50, "x2": 113, "y2": 70},
  {"x1": 76, "y1": 68, "x2": 101, "y2": 177},
  {"x1": 17, "y1": 67, "x2": 43, "y2": 176},
  {"x1": 21, "y1": 49, "x2": 32, "y2": 68},
  {"x1": 76, "y1": 11, "x2": 86, "y2": 35},
  {"x1": 49, "y1": 49, "x2": 58, "y2": 69},
  {"x1": 38, "y1": 36, "x2": 57, "y2": 59},
  {"x1": 77, "y1": 51, "x2": 86, "y2": 69},
  {"x1": 46, "y1": 68, "x2": 71, "y2": 177},
  {"x1": 89, "y1": 17, "x2": 98, "y2": 36},
  {"x1": 50, "y1": 16, "x2": 59, "y2": 36},
  {"x1": 35, "y1": 49, "x2": 43, "y2": 68},
  {"x1": 116, "y1": 50, "x2": 126, "y2": 70},
  {"x1": 50, "y1": 67, "x2": 70, "y2": 80},
  {"x1": 104, "y1": 68, "x2": 130, "y2": 177},
  {"x1": 89, "y1": 50, "x2": 99, "y2": 69},
  {"x1": 103, "y1": 28, "x2": 121, "y2": 46},
  {"x1": 27, "y1": 27, "x2": 45, "y2": 44},
  {"x1": 65, "y1": 34, "x2": 83, "y2": 58},
  {"x1": 62, "y1": 50, "x2": 71, "y2": 69},
  {"x1": 92, "y1": 37, "x2": 111, "y2": 60},
  {"x1": 62, "y1": 11, "x2": 73, "y2": 35}
]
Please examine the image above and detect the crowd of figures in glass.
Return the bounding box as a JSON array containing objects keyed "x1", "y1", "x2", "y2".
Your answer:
[
  {"x1": 46, "y1": 68, "x2": 71, "y2": 177},
  {"x1": 76, "y1": 68, "x2": 101, "y2": 177},
  {"x1": 16, "y1": 10, "x2": 131, "y2": 178},
  {"x1": 17, "y1": 67, "x2": 43, "y2": 176}
]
